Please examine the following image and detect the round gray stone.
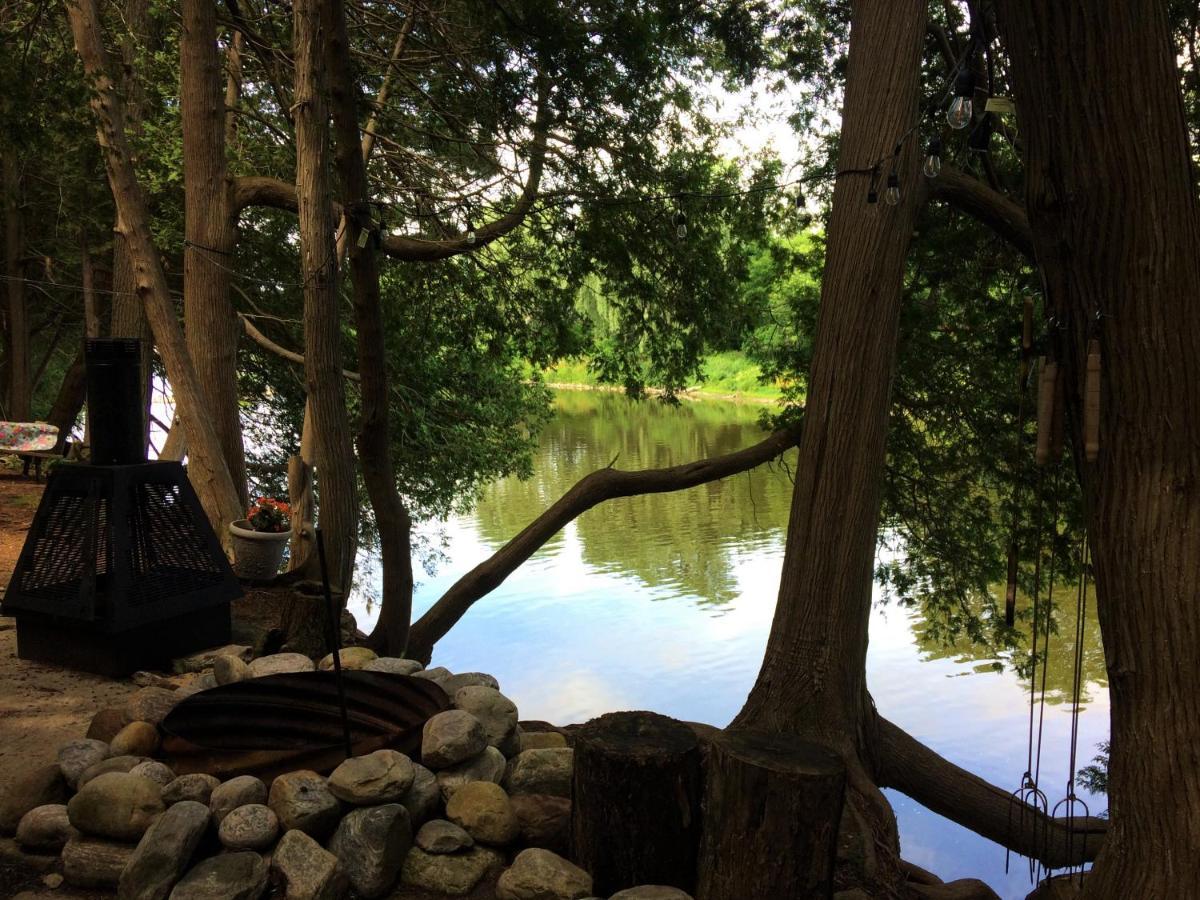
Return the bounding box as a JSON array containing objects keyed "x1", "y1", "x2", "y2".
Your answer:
[
  {"x1": 209, "y1": 776, "x2": 267, "y2": 823},
  {"x1": 362, "y1": 657, "x2": 424, "y2": 675},
  {"x1": 267, "y1": 770, "x2": 341, "y2": 839},
  {"x1": 399, "y1": 764, "x2": 441, "y2": 826},
  {"x1": 217, "y1": 803, "x2": 278, "y2": 851},
  {"x1": 57, "y1": 739, "x2": 110, "y2": 789},
  {"x1": 415, "y1": 819, "x2": 473, "y2": 854},
  {"x1": 436, "y1": 746, "x2": 506, "y2": 802},
  {"x1": 503, "y1": 748, "x2": 574, "y2": 798},
  {"x1": 422, "y1": 710, "x2": 488, "y2": 769},
  {"x1": 453, "y1": 686, "x2": 519, "y2": 751},
  {"x1": 66, "y1": 772, "x2": 164, "y2": 841},
  {"x1": 163, "y1": 773, "x2": 221, "y2": 806},
  {"x1": 247, "y1": 652, "x2": 315, "y2": 678},
  {"x1": 213, "y1": 654, "x2": 250, "y2": 685},
  {"x1": 15, "y1": 804, "x2": 76, "y2": 852},
  {"x1": 400, "y1": 845, "x2": 504, "y2": 896},
  {"x1": 118, "y1": 800, "x2": 210, "y2": 900},
  {"x1": 328, "y1": 803, "x2": 412, "y2": 898},
  {"x1": 495, "y1": 848, "x2": 593, "y2": 900},
  {"x1": 169, "y1": 851, "x2": 269, "y2": 900},
  {"x1": 328, "y1": 749, "x2": 415, "y2": 804},
  {"x1": 130, "y1": 761, "x2": 176, "y2": 788},
  {"x1": 609, "y1": 888, "x2": 694, "y2": 900}
]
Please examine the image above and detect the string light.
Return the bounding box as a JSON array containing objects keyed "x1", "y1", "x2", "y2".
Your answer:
[
  {"x1": 884, "y1": 171, "x2": 901, "y2": 206},
  {"x1": 923, "y1": 136, "x2": 942, "y2": 178},
  {"x1": 673, "y1": 210, "x2": 687, "y2": 239},
  {"x1": 947, "y1": 67, "x2": 976, "y2": 130}
]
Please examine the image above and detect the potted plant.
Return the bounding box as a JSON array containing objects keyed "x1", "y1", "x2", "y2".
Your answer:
[{"x1": 229, "y1": 497, "x2": 292, "y2": 581}]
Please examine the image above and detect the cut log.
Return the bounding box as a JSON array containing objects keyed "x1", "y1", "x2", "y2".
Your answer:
[
  {"x1": 570, "y1": 710, "x2": 704, "y2": 896},
  {"x1": 696, "y1": 728, "x2": 845, "y2": 900}
]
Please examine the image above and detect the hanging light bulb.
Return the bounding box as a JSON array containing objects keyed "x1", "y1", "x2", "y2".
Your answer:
[
  {"x1": 947, "y1": 68, "x2": 976, "y2": 129},
  {"x1": 795, "y1": 189, "x2": 806, "y2": 210},
  {"x1": 466, "y1": 225, "x2": 477, "y2": 245},
  {"x1": 674, "y1": 210, "x2": 687, "y2": 240},
  {"x1": 923, "y1": 136, "x2": 943, "y2": 178},
  {"x1": 884, "y1": 171, "x2": 900, "y2": 206}
]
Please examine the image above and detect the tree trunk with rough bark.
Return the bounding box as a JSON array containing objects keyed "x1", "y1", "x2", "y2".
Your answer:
[
  {"x1": 325, "y1": 0, "x2": 414, "y2": 654},
  {"x1": 110, "y1": 0, "x2": 154, "y2": 453},
  {"x1": 65, "y1": 0, "x2": 245, "y2": 539},
  {"x1": 3, "y1": 152, "x2": 29, "y2": 421},
  {"x1": 727, "y1": 0, "x2": 926, "y2": 892},
  {"x1": 292, "y1": 0, "x2": 359, "y2": 594},
  {"x1": 991, "y1": 3, "x2": 1200, "y2": 896},
  {"x1": 181, "y1": 0, "x2": 248, "y2": 507}
]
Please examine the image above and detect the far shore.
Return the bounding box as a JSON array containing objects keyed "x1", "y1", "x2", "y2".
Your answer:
[{"x1": 544, "y1": 381, "x2": 781, "y2": 406}]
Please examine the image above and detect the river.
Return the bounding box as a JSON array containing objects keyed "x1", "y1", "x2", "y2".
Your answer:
[{"x1": 349, "y1": 389, "x2": 1109, "y2": 900}]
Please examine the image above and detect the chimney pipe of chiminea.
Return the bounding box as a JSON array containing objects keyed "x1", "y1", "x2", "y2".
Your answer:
[{"x1": 85, "y1": 338, "x2": 145, "y2": 465}]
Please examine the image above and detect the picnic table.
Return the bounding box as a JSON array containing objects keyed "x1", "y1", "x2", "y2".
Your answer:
[{"x1": 0, "y1": 422, "x2": 61, "y2": 479}]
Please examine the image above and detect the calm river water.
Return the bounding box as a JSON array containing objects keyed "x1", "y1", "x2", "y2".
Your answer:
[{"x1": 350, "y1": 389, "x2": 1109, "y2": 900}]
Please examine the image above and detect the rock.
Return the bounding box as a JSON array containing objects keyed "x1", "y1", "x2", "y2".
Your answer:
[
  {"x1": 209, "y1": 776, "x2": 267, "y2": 823},
  {"x1": 124, "y1": 687, "x2": 182, "y2": 726},
  {"x1": 504, "y1": 748, "x2": 573, "y2": 798},
  {"x1": 445, "y1": 781, "x2": 518, "y2": 846},
  {"x1": 110, "y1": 724, "x2": 160, "y2": 758},
  {"x1": 217, "y1": 804, "x2": 278, "y2": 851},
  {"x1": 268, "y1": 771, "x2": 341, "y2": 839},
  {"x1": 328, "y1": 803, "x2": 411, "y2": 899},
  {"x1": 362, "y1": 657, "x2": 424, "y2": 675},
  {"x1": 453, "y1": 686, "x2": 519, "y2": 750},
  {"x1": 412, "y1": 666, "x2": 451, "y2": 683},
  {"x1": 399, "y1": 764, "x2": 441, "y2": 826},
  {"x1": 78, "y1": 755, "x2": 150, "y2": 789},
  {"x1": 328, "y1": 750, "x2": 414, "y2": 805},
  {"x1": 437, "y1": 746, "x2": 507, "y2": 801},
  {"x1": 510, "y1": 794, "x2": 570, "y2": 854},
  {"x1": 58, "y1": 739, "x2": 111, "y2": 789},
  {"x1": 423, "y1": 710, "x2": 488, "y2": 769},
  {"x1": 441, "y1": 672, "x2": 500, "y2": 695},
  {"x1": 248, "y1": 652, "x2": 315, "y2": 678},
  {"x1": 0, "y1": 764, "x2": 69, "y2": 834},
  {"x1": 172, "y1": 644, "x2": 253, "y2": 674},
  {"x1": 130, "y1": 762, "x2": 176, "y2": 788},
  {"x1": 415, "y1": 819, "x2": 473, "y2": 854},
  {"x1": 609, "y1": 888, "x2": 694, "y2": 900},
  {"x1": 15, "y1": 805, "x2": 76, "y2": 852},
  {"x1": 163, "y1": 774, "x2": 221, "y2": 807},
  {"x1": 88, "y1": 707, "x2": 130, "y2": 743},
  {"x1": 213, "y1": 654, "x2": 250, "y2": 685},
  {"x1": 499, "y1": 725, "x2": 524, "y2": 758},
  {"x1": 132, "y1": 671, "x2": 178, "y2": 689},
  {"x1": 495, "y1": 848, "x2": 593, "y2": 900},
  {"x1": 44, "y1": 872, "x2": 64, "y2": 888},
  {"x1": 400, "y1": 845, "x2": 504, "y2": 896},
  {"x1": 173, "y1": 673, "x2": 217, "y2": 699},
  {"x1": 63, "y1": 836, "x2": 136, "y2": 888},
  {"x1": 169, "y1": 851, "x2": 269, "y2": 900},
  {"x1": 271, "y1": 828, "x2": 348, "y2": 900},
  {"x1": 118, "y1": 800, "x2": 209, "y2": 900},
  {"x1": 317, "y1": 647, "x2": 378, "y2": 670},
  {"x1": 520, "y1": 732, "x2": 568, "y2": 751},
  {"x1": 67, "y1": 772, "x2": 164, "y2": 841}
]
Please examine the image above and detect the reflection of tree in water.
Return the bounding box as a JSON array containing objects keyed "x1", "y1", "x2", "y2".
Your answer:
[
  {"x1": 910, "y1": 583, "x2": 1107, "y2": 706},
  {"x1": 472, "y1": 390, "x2": 796, "y2": 606}
]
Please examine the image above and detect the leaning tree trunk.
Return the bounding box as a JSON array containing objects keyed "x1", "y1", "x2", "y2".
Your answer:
[
  {"x1": 110, "y1": 0, "x2": 155, "y2": 453},
  {"x1": 325, "y1": 0, "x2": 415, "y2": 654},
  {"x1": 65, "y1": 0, "x2": 245, "y2": 537},
  {"x1": 991, "y1": 3, "x2": 1200, "y2": 897},
  {"x1": 292, "y1": 0, "x2": 359, "y2": 594},
  {"x1": 728, "y1": 0, "x2": 926, "y2": 892},
  {"x1": 181, "y1": 0, "x2": 248, "y2": 506}
]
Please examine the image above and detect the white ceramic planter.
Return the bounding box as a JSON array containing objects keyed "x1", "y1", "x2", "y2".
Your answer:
[{"x1": 228, "y1": 519, "x2": 289, "y2": 581}]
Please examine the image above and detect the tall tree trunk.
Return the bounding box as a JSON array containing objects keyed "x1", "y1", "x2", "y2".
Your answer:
[
  {"x1": 325, "y1": 0, "x2": 414, "y2": 654},
  {"x1": 110, "y1": 0, "x2": 155, "y2": 452},
  {"x1": 45, "y1": 348, "x2": 86, "y2": 450},
  {"x1": 292, "y1": 0, "x2": 359, "y2": 594},
  {"x1": 728, "y1": 0, "x2": 926, "y2": 891},
  {"x1": 991, "y1": 3, "x2": 1200, "y2": 896},
  {"x1": 66, "y1": 0, "x2": 245, "y2": 538},
  {"x1": 3, "y1": 151, "x2": 30, "y2": 421},
  {"x1": 181, "y1": 0, "x2": 248, "y2": 506}
]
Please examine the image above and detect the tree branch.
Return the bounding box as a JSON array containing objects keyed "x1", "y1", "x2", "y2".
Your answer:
[
  {"x1": 239, "y1": 314, "x2": 360, "y2": 381},
  {"x1": 926, "y1": 165, "x2": 1034, "y2": 259},
  {"x1": 405, "y1": 422, "x2": 803, "y2": 661},
  {"x1": 876, "y1": 716, "x2": 1107, "y2": 868}
]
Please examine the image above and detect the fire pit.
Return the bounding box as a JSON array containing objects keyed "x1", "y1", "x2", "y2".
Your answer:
[{"x1": 0, "y1": 339, "x2": 240, "y2": 675}]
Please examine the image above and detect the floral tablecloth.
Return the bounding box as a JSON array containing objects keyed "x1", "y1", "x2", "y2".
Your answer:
[{"x1": 0, "y1": 421, "x2": 59, "y2": 452}]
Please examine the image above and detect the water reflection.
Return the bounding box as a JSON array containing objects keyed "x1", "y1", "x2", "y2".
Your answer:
[{"x1": 352, "y1": 389, "x2": 1109, "y2": 900}]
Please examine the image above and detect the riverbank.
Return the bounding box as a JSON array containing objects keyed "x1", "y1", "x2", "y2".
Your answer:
[{"x1": 543, "y1": 351, "x2": 786, "y2": 405}]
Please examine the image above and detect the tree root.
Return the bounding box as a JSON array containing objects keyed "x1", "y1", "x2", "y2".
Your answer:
[{"x1": 876, "y1": 717, "x2": 1106, "y2": 868}]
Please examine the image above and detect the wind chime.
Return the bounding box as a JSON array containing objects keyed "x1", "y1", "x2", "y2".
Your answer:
[{"x1": 1003, "y1": 300, "x2": 1103, "y2": 887}]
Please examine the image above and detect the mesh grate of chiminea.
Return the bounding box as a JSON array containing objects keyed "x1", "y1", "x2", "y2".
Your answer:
[{"x1": 2, "y1": 460, "x2": 241, "y2": 675}]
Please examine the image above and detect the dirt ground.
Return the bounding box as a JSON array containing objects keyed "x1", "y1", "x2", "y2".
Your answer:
[{"x1": 0, "y1": 472, "x2": 139, "y2": 803}]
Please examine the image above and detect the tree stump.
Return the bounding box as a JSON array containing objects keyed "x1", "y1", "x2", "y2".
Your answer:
[
  {"x1": 570, "y1": 710, "x2": 704, "y2": 895},
  {"x1": 696, "y1": 728, "x2": 846, "y2": 900}
]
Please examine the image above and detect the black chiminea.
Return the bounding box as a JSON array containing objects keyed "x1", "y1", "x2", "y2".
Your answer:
[{"x1": 1, "y1": 339, "x2": 241, "y2": 676}]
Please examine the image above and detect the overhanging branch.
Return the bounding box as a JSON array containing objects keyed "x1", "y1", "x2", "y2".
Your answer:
[
  {"x1": 406, "y1": 421, "x2": 803, "y2": 659},
  {"x1": 926, "y1": 165, "x2": 1034, "y2": 259}
]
